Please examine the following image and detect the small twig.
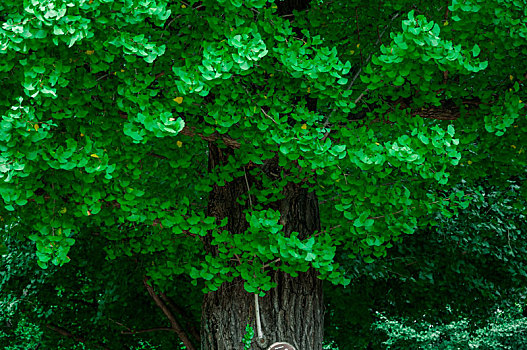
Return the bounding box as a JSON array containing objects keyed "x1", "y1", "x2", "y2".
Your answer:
[
  {"x1": 260, "y1": 107, "x2": 278, "y2": 124},
  {"x1": 507, "y1": 229, "x2": 513, "y2": 253},
  {"x1": 345, "y1": 12, "x2": 400, "y2": 94},
  {"x1": 121, "y1": 327, "x2": 176, "y2": 335},
  {"x1": 108, "y1": 317, "x2": 132, "y2": 332},
  {"x1": 322, "y1": 12, "x2": 400, "y2": 130},
  {"x1": 261, "y1": 258, "x2": 281, "y2": 269},
  {"x1": 369, "y1": 199, "x2": 451, "y2": 221},
  {"x1": 96, "y1": 74, "x2": 108, "y2": 81},
  {"x1": 355, "y1": 7, "x2": 363, "y2": 65},
  {"x1": 45, "y1": 324, "x2": 110, "y2": 350},
  {"x1": 354, "y1": 89, "x2": 369, "y2": 105},
  {"x1": 161, "y1": 17, "x2": 177, "y2": 39},
  {"x1": 369, "y1": 209, "x2": 405, "y2": 220},
  {"x1": 147, "y1": 152, "x2": 168, "y2": 160},
  {"x1": 312, "y1": 224, "x2": 342, "y2": 238},
  {"x1": 243, "y1": 168, "x2": 254, "y2": 209}
]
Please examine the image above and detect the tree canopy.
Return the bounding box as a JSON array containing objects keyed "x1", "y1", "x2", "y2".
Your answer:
[{"x1": 0, "y1": 0, "x2": 526, "y2": 348}]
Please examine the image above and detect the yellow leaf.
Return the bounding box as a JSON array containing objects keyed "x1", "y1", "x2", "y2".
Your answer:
[
  {"x1": 177, "y1": 141, "x2": 183, "y2": 148},
  {"x1": 356, "y1": 43, "x2": 360, "y2": 48},
  {"x1": 87, "y1": 210, "x2": 91, "y2": 216},
  {"x1": 307, "y1": 87, "x2": 311, "y2": 93},
  {"x1": 511, "y1": 145, "x2": 516, "y2": 148},
  {"x1": 60, "y1": 207, "x2": 67, "y2": 214},
  {"x1": 120, "y1": 69, "x2": 125, "y2": 72},
  {"x1": 90, "y1": 154, "x2": 99, "y2": 158},
  {"x1": 444, "y1": 20, "x2": 449, "y2": 26},
  {"x1": 86, "y1": 50, "x2": 95, "y2": 55},
  {"x1": 349, "y1": 50, "x2": 355, "y2": 55},
  {"x1": 34, "y1": 124, "x2": 39, "y2": 131},
  {"x1": 467, "y1": 160, "x2": 473, "y2": 165},
  {"x1": 181, "y1": 4, "x2": 186, "y2": 8},
  {"x1": 80, "y1": 133, "x2": 85, "y2": 137},
  {"x1": 301, "y1": 123, "x2": 307, "y2": 130},
  {"x1": 509, "y1": 75, "x2": 514, "y2": 80},
  {"x1": 375, "y1": 142, "x2": 380, "y2": 146},
  {"x1": 173, "y1": 96, "x2": 183, "y2": 104}
]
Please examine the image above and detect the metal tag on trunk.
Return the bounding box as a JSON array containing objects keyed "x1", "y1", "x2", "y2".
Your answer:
[{"x1": 267, "y1": 342, "x2": 295, "y2": 350}]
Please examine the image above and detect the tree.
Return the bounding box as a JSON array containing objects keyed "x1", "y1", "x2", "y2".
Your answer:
[{"x1": 0, "y1": 0, "x2": 525, "y2": 349}]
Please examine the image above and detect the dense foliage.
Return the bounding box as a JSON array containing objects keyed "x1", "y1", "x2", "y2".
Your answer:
[
  {"x1": 325, "y1": 183, "x2": 527, "y2": 348},
  {"x1": 0, "y1": 0, "x2": 525, "y2": 348}
]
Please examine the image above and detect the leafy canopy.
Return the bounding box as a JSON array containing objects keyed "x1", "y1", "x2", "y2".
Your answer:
[{"x1": 0, "y1": 0, "x2": 525, "y2": 296}]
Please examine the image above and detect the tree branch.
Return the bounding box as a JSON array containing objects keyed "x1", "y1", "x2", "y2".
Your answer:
[
  {"x1": 121, "y1": 327, "x2": 176, "y2": 335},
  {"x1": 159, "y1": 292, "x2": 201, "y2": 344},
  {"x1": 143, "y1": 277, "x2": 197, "y2": 350},
  {"x1": 180, "y1": 125, "x2": 240, "y2": 149},
  {"x1": 45, "y1": 324, "x2": 110, "y2": 350},
  {"x1": 321, "y1": 12, "x2": 401, "y2": 132}
]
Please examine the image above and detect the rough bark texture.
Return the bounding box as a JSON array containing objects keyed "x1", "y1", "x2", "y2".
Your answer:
[
  {"x1": 201, "y1": 269, "x2": 323, "y2": 350},
  {"x1": 201, "y1": 143, "x2": 324, "y2": 350}
]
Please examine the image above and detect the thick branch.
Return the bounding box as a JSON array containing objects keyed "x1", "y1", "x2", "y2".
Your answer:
[
  {"x1": 45, "y1": 324, "x2": 110, "y2": 350},
  {"x1": 412, "y1": 107, "x2": 460, "y2": 120},
  {"x1": 143, "y1": 277, "x2": 197, "y2": 350},
  {"x1": 159, "y1": 291, "x2": 201, "y2": 344},
  {"x1": 180, "y1": 126, "x2": 240, "y2": 149},
  {"x1": 118, "y1": 110, "x2": 240, "y2": 149}
]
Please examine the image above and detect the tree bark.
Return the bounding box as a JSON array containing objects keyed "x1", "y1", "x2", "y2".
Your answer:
[{"x1": 201, "y1": 144, "x2": 324, "y2": 350}]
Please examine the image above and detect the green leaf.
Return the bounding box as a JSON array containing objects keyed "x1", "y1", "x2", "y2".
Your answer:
[
  {"x1": 472, "y1": 44, "x2": 481, "y2": 57},
  {"x1": 363, "y1": 256, "x2": 375, "y2": 263}
]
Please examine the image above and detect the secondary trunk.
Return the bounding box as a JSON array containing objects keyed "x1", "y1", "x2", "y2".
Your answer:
[{"x1": 201, "y1": 144, "x2": 324, "y2": 350}]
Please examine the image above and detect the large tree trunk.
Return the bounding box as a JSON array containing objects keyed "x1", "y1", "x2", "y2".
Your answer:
[{"x1": 201, "y1": 144, "x2": 324, "y2": 350}]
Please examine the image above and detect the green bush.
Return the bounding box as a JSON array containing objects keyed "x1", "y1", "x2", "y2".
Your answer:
[{"x1": 373, "y1": 302, "x2": 527, "y2": 349}]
